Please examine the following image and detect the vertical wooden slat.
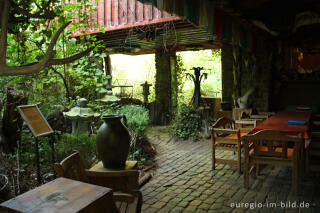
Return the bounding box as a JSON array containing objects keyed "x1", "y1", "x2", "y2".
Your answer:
[
  {"x1": 90, "y1": 2, "x2": 98, "y2": 30},
  {"x1": 112, "y1": 0, "x2": 119, "y2": 26},
  {"x1": 97, "y1": 0, "x2": 104, "y2": 28},
  {"x1": 162, "y1": 0, "x2": 170, "y2": 17},
  {"x1": 105, "y1": 0, "x2": 112, "y2": 27},
  {"x1": 152, "y1": 0, "x2": 160, "y2": 19},
  {"x1": 175, "y1": 0, "x2": 183, "y2": 17},
  {"x1": 144, "y1": 1, "x2": 152, "y2": 21},
  {"x1": 163, "y1": 0, "x2": 172, "y2": 13},
  {"x1": 119, "y1": 0, "x2": 128, "y2": 25},
  {"x1": 128, "y1": 0, "x2": 136, "y2": 23},
  {"x1": 136, "y1": 0, "x2": 143, "y2": 22},
  {"x1": 157, "y1": 0, "x2": 163, "y2": 18}
]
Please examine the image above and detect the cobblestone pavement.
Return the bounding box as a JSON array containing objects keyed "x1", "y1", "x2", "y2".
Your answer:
[{"x1": 141, "y1": 126, "x2": 320, "y2": 213}]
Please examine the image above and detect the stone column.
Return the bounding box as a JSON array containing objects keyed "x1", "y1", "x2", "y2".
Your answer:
[
  {"x1": 170, "y1": 54, "x2": 178, "y2": 110},
  {"x1": 104, "y1": 55, "x2": 112, "y2": 88},
  {"x1": 152, "y1": 49, "x2": 176, "y2": 124},
  {"x1": 221, "y1": 44, "x2": 234, "y2": 106}
]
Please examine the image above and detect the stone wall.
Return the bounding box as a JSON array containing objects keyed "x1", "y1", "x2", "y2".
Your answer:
[
  {"x1": 221, "y1": 43, "x2": 273, "y2": 112},
  {"x1": 221, "y1": 44, "x2": 234, "y2": 105}
]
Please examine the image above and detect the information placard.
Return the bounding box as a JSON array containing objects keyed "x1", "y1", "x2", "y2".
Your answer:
[{"x1": 18, "y1": 105, "x2": 53, "y2": 137}]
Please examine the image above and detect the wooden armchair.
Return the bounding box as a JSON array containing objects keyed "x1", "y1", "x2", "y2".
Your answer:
[
  {"x1": 307, "y1": 131, "x2": 320, "y2": 172},
  {"x1": 235, "y1": 119, "x2": 257, "y2": 133},
  {"x1": 242, "y1": 130, "x2": 303, "y2": 194},
  {"x1": 54, "y1": 151, "x2": 142, "y2": 213},
  {"x1": 210, "y1": 117, "x2": 253, "y2": 173}
]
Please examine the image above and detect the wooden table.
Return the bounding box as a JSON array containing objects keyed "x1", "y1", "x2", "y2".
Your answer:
[
  {"x1": 253, "y1": 111, "x2": 311, "y2": 146},
  {"x1": 252, "y1": 111, "x2": 311, "y2": 175},
  {"x1": 0, "y1": 177, "x2": 116, "y2": 213}
]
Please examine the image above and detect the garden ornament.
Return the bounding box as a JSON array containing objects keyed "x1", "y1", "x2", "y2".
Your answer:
[
  {"x1": 237, "y1": 87, "x2": 254, "y2": 109},
  {"x1": 186, "y1": 67, "x2": 208, "y2": 109},
  {"x1": 63, "y1": 98, "x2": 100, "y2": 135},
  {"x1": 140, "y1": 81, "x2": 152, "y2": 104}
]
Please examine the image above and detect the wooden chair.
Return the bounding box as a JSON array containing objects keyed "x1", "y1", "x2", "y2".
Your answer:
[
  {"x1": 54, "y1": 151, "x2": 142, "y2": 213},
  {"x1": 210, "y1": 117, "x2": 254, "y2": 173},
  {"x1": 257, "y1": 111, "x2": 275, "y2": 117},
  {"x1": 242, "y1": 130, "x2": 303, "y2": 194},
  {"x1": 235, "y1": 119, "x2": 257, "y2": 133},
  {"x1": 307, "y1": 131, "x2": 320, "y2": 172}
]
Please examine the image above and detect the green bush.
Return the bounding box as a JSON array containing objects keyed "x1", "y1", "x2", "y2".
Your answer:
[
  {"x1": 55, "y1": 133, "x2": 97, "y2": 166},
  {"x1": 170, "y1": 104, "x2": 201, "y2": 140},
  {"x1": 117, "y1": 105, "x2": 149, "y2": 139},
  {"x1": 117, "y1": 105, "x2": 149, "y2": 161}
]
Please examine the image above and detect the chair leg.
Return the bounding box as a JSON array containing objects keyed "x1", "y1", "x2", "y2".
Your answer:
[
  {"x1": 211, "y1": 135, "x2": 216, "y2": 170},
  {"x1": 300, "y1": 147, "x2": 305, "y2": 177},
  {"x1": 244, "y1": 159, "x2": 249, "y2": 189},
  {"x1": 255, "y1": 164, "x2": 260, "y2": 177},
  {"x1": 237, "y1": 146, "x2": 241, "y2": 173},
  {"x1": 306, "y1": 147, "x2": 310, "y2": 174},
  {"x1": 292, "y1": 165, "x2": 298, "y2": 195}
]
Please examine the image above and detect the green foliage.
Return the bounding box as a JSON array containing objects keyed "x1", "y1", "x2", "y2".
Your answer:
[
  {"x1": 18, "y1": 131, "x2": 97, "y2": 171},
  {"x1": 117, "y1": 105, "x2": 149, "y2": 139},
  {"x1": 55, "y1": 133, "x2": 97, "y2": 165},
  {"x1": 170, "y1": 104, "x2": 201, "y2": 140},
  {"x1": 177, "y1": 50, "x2": 222, "y2": 105}
]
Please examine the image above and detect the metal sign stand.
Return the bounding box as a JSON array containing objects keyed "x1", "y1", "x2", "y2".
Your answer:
[
  {"x1": 17, "y1": 105, "x2": 55, "y2": 183},
  {"x1": 33, "y1": 134, "x2": 55, "y2": 183}
]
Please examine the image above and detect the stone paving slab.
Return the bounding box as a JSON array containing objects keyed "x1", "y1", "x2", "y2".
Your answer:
[{"x1": 141, "y1": 126, "x2": 320, "y2": 213}]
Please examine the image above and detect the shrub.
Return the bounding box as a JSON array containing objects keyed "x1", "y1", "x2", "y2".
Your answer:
[
  {"x1": 170, "y1": 104, "x2": 201, "y2": 140},
  {"x1": 117, "y1": 105, "x2": 149, "y2": 160},
  {"x1": 55, "y1": 133, "x2": 97, "y2": 167},
  {"x1": 117, "y1": 105, "x2": 149, "y2": 139}
]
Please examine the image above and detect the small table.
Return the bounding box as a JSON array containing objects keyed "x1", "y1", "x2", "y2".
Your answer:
[
  {"x1": 87, "y1": 161, "x2": 139, "y2": 191},
  {"x1": 0, "y1": 177, "x2": 115, "y2": 213}
]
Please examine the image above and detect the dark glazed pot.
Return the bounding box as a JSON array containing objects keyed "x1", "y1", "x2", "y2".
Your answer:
[{"x1": 96, "y1": 115, "x2": 130, "y2": 169}]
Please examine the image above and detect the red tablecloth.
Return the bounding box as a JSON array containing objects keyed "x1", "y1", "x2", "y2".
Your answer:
[{"x1": 253, "y1": 111, "x2": 311, "y2": 140}]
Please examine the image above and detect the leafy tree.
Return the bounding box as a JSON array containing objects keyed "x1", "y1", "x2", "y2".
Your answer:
[
  {"x1": 0, "y1": 0, "x2": 94, "y2": 76},
  {"x1": 0, "y1": 0, "x2": 104, "y2": 153}
]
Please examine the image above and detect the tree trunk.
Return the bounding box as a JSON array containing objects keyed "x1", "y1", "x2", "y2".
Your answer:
[{"x1": 1, "y1": 87, "x2": 28, "y2": 153}]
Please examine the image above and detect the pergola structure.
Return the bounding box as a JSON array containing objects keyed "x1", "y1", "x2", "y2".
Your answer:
[{"x1": 71, "y1": 0, "x2": 320, "y2": 123}]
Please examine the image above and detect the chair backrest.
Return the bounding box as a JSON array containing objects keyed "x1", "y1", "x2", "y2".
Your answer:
[
  {"x1": 257, "y1": 112, "x2": 275, "y2": 117},
  {"x1": 54, "y1": 152, "x2": 141, "y2": 213},
  {"x1": 235, "y1": 119, "x2": 257, "y2": 129},
  {"x1": 210, "y1": 117, "x2": 239, "y2": 140},
  {"x1": 212, "y1": 117, "x2": 235, "y2": 129},
  {"x1": 242, "y1": 130, "x2": 303, "y2": 159},
  {"x1": 54, "y1": 151, "x2": 89, "y2": 183}
]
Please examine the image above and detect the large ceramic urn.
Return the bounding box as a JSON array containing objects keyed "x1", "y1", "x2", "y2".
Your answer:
[{"x1": 96, "y1": 115, "x2": 130, "y2": 169}]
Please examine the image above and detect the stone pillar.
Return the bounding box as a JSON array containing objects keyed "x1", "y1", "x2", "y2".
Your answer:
[
  {"x1": 254, "y1": 49, "x2": 272, "y2": 112},
  {"x1": 221, "y1": 44, "x2": 234, "y2": 106},
  {"x1": 104, "y1": 55, "x2": 112, "y2": 88},
  {"x1": 170, "y1": 55, "x2": 178, "y2": 110},
  {"x1": 152, "y1": 49, "x2": 175, "y2": 124}
]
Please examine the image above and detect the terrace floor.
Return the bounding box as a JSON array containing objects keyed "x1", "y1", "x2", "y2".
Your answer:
[{"x1": 141, "y1": 126, "x2": 320, "y2": 213}]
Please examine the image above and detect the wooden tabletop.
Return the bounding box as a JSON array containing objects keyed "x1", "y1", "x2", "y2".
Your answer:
[
  {"x1": 253, "y1": 111, "x2": 311, "y2": 140},
  {"x1": 0, "y1": 177, "x2": 115, "y2": 213}
]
